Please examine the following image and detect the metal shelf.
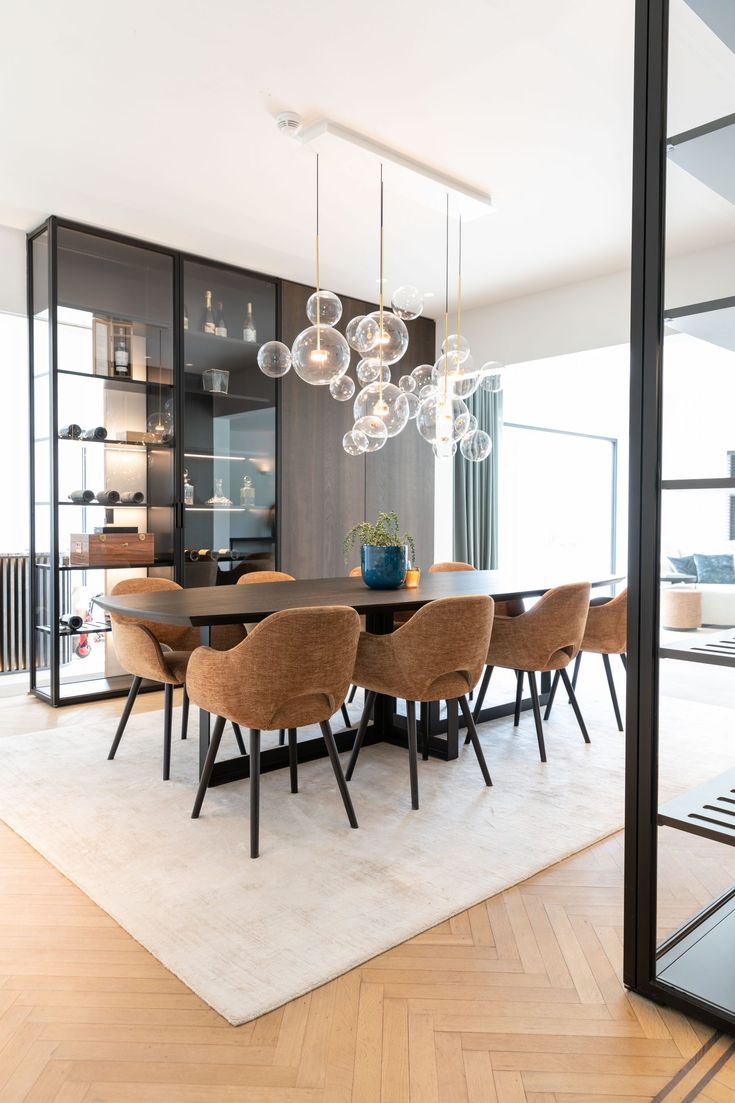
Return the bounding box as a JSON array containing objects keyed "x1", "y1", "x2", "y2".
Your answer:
[
  {"x1": 58, "y1": 368, "x2": 173, "y2": 389},
  {"x1": 37, "y1": 622, "x2": 111, "y2": 636},
  {"x1": 658, "y1": 767, "x2": 735, "y2": 845},
  {"x1": 34, "y1": 558, "x2": 175, "y2": 571}
]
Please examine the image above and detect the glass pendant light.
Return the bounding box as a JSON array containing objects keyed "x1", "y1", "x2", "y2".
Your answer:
[
  {"x1": 292, "y1": 155, "x2": 350, "y2": 385},
  {"x1": 391, "y1": 284, "x2": 424, "y2": 320},
  {"x1": 258, "y1": 340, "x2": 292, "y2": 378}
]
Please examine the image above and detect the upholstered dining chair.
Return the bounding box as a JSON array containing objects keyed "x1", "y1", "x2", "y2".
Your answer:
[
  {"x1": 107, "y1": 578, "x2": 246, "y2": 778},
  {"x1": 347, "y1": 596, "x2": 495, "y2": 810},
  {"x1": 468, "y1": 582, "x2": 591, "y2": 763},
  {"x1": 187, "y1": 605, "x2": 361, "y2": 858},
  {"x1": 544, "y1": 588, "x2": 627, "y2": 731}
]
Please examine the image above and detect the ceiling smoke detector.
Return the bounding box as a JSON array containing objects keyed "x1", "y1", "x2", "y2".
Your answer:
[{"x1": 276, "y1": 111, "x2": 303, "y2": 139}]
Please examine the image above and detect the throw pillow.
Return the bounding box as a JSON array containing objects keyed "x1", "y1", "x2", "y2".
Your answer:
[
  {"x1": 668, "y1": 554, "x2": 697, "y2": 578},
  {"x1": 692, "y1": 553, "x2": 735, "y2": 584}
]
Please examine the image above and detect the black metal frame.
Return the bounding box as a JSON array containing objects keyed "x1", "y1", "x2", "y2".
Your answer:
[
  {"x1": 624, "y1": 0, "x2": 735, "y2": 1033},
  {"x1": 27, "y1": 216, "x2": 282, "y2": 706}
]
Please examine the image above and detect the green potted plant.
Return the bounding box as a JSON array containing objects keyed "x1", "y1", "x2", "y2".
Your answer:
[{"x1": 343, "y1": 511, "x2": 416, "y2": 589}]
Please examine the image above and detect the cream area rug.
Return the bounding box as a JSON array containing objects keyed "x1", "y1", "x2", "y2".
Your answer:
[{"x1": 0, "y1": 671, "x2": 730, "y2": 1026}]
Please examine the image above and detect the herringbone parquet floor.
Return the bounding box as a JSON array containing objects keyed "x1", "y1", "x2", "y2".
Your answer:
[{"x1": 1, "y1": 690, "x2": 734, "y2": 1102}]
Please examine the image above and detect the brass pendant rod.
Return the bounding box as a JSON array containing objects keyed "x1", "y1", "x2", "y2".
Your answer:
[
  {"x1": 315, "y1": 154, "x2": 321, "y2": 352},
  {"x1": 379, "y1": 164, "x2": 384, "y2": 397},
  {"x1": 443, "y1": 193, "x2": 450, "y2": 401}
]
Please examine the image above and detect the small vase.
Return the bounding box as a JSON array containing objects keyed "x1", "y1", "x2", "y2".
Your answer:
[{"x1": 361, "y1": 544, "x2": 408, "y2": 590}]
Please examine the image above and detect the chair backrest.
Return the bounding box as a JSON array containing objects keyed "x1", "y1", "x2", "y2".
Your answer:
[
  {"x1": 391, "y1": 595, "x2": 494, "y2": 700},
  {"x1": 428, "y1": 561, "x2": 475, "y2": 572},
  {"x1": 110, "y1": 577, "x2": 199, "y2": 653},
  {"x1": 517, "y1": 582, "x2": 591, "y2": 668},
  {"x1": 583, "y1": 587, "x2": 627, "y2": 653},
  {"x1": 236, "y1": 570, "x2": 295, "y2": 584},
  {"x1": 187, "y1": 605, "x2": 361, "y2": 730}
]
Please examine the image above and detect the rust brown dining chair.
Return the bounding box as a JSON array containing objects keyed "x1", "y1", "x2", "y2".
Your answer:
[
  {"x1": 107, "y1": 578, "x2": 247, "y2": 778},
  {"x1": 188, "y1": 606, "x2": 361, "y2": 858},
  {"x1": 428, "y1": 560, "x2": 526, "y2": 617},
  {"x1": 468, "y1": 582, "x2": 591, "y2": 763},
  {"x1": 346, "y1": 596, "x2": 495, "y2": 810},
  {"x1": 545, "y1": 588, "x2": 628, "y2": 731}
]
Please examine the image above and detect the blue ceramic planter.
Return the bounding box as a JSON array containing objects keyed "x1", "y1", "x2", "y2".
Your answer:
[{"x1": 361, "y1": 544, "x2": 408, "y2": 589}]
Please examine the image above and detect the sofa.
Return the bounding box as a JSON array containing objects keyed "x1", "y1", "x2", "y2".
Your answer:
[{"x1": 666, "y1": 552, "x2": 735, "y2": 627}]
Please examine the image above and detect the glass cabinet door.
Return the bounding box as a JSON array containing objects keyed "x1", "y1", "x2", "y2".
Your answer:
[{"x1": 181, "y1": 260, "x2": 277, "y2": 587}]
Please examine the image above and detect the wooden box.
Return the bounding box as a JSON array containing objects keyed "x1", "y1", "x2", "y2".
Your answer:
[{"x1": 70, "y1": 532, "x2": 154, "y2": 567}]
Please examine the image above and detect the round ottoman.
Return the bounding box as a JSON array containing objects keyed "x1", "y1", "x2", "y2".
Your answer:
[{"x1": 660, "y1": 587, "x2": 702, "y2": 630}]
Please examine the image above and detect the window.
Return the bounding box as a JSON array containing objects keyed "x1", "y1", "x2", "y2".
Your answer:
[{"x1": 0, "y1": 311, "x2": 29, "y2": 553}]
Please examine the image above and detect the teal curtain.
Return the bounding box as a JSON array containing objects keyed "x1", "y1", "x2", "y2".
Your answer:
[{"x1": 453, "y1": 387, "x2": 502, "y2": 569}]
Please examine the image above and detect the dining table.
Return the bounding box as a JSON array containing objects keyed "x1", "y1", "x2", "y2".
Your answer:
[{"x1": 96, "y1": 570, "x2": 623, "y2": 788}]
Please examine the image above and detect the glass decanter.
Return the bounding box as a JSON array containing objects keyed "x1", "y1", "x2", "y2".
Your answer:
[
  {"x1": 240, "y1": 475, "x2": 255, "y2": 509},
  {"x1": 206, "y1": 478, "x2": 233, "y2": 508}
]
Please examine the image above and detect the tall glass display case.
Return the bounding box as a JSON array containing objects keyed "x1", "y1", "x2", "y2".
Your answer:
[
  {"x1": 181, "y1": 258, "x2": 277, "y2": 587},
  {"x1": 626, "y1": 0, "x2": 735, "y2": 1031}
]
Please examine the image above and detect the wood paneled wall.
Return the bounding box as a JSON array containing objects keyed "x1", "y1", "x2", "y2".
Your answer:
[{"x1": 279, "y1": 280, "x2": 435, "y2": 578}]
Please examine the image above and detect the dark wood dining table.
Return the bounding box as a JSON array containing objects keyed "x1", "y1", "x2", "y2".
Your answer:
[{"x1": 96, "y1": 571, "x2": 622, "y2": 787}]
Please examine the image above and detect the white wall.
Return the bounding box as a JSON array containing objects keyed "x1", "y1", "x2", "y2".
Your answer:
[{"x1": 0, "y1": 225, "x2": 26, "y2": 315}]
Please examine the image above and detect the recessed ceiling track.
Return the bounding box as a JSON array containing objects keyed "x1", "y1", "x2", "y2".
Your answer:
[{"x1": 299, "y1": 119, "x2": 494, "y2": 221}]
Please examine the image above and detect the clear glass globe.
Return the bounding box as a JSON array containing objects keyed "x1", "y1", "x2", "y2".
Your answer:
[
  {"x1": 433, "y1": 354, "x2": 480, "y2": 398},
  {"x1": 391, "y1": 285, "x2": 424, "y2": 320},
  {"x1": 404, "y1": 391, "x2": 420, "y2": 419},
  {"x1": 398, "y1": 374, "x2": 416, "y2": 393},
  {"x1": 146, "y1": 410, "x2": 173, "y2": 442},
  {"x1": 354, "y1": 382, "x2": 410, "y2": 438},
  {"x1": 354, "y1": 415, "x2": 388, "y2": 452},
  {"x1": 366, "y1": 310, "x2": 409, "y2": 365},
  {"x1": 356, "y1": 357, "x2": 382, "y2": 385},
  {"x1": 460, "y1": 429, "x2": 493, "y2": 462},
  {"x1": 353, "y1": 315, "x2": 381, "y2": 354},
  {"x1": 330, "y1": 374, "x2": 355, "y2": 402},
  {"x1": 416, "y1": 393, "x2": 470, "y2": 444},
  {"x1": 441, "y1": 333, "x2": 471, "y2": 363},
  {"x1": 257, "y1": 340, "x2": 292, "y2": 378},
  {"x1": 306, "y1": 290, "x2": 342, "y2": 327},
  {"x1": 464, "y1": 414, "x2": 478, "y2": 436},
  {"x1": 411, "y1": 363, "x2": 434, "y2": 389},
  {"x1": 480, "y1": 361, "x2": 504, "y2": 392},
  {"x1": 292, "y1": 325, "x2": 351, "y2": 385},
  {"x1": 343, "y1": 428, "x2": 368, "y2": 455},
  {"x1": 419, "y1": 383, "x2": 437, "y2": 400},
  {"x1": 433, "y1": 439, "x2": 458, "y2": 459},
  {"x1": 345, "y1": 315, "x2": 365, "y2": 350}
]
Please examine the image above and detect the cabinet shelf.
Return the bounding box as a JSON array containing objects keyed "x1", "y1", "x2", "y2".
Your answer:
[
  {"x1": 37, "y1": 622, "x2": 111, "y2": 636},
  {"x1": 683, "y1": 0, "x2": 735, "y2": 53},
  {"x1": 56, "y1": 436, "x2": 173, "y2": 450},
  {"x1": 658, "y1": 767, "x2": 735, "y2": 845},
  {"x1": 35, "y1": 558, "x2": 175, "y2": 571},
  {"x1": 667, "y1": 112, "x2": 735, "y2": 208},
  {"x1": 58, "y1": 369, "x2": 173, "y2": 389},
  {"x1": 185, "y1": 329, "x2": 261, "y2": 350},
  {"x1": 56, "y1": 501, "x2": 173, "y2": 508},
  {"x1": 58, "y1": 300, "x2": 172, "y2": 332}
]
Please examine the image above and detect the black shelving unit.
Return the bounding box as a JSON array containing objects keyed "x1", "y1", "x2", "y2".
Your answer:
[
  {"x1": 28, "y1": 219, "x2": 281, "y2": 705},
  {"x1": 625, "y1": 0, "x2": 735, "y2": 1033}
]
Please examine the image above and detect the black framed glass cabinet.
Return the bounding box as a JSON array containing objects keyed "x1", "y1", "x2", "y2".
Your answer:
[
  {"x1": 626, "y1": 0, "x2": 735, "y2": 1030},
  {"x1": 28, "y1": 219, "x2": 279, "y2": 705}
]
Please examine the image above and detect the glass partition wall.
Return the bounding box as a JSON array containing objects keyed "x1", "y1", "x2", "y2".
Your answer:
[
  {"x1": 626, "y1": 0, "x2": 735, "y2": 1030},
  {"x1": 29, "y1": 221, "x2": 279, "y2": 704}
]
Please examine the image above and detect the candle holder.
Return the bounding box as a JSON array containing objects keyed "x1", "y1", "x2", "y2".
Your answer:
[{"x1": 404, "y1": 567, "x2": 421, "y2": 589}]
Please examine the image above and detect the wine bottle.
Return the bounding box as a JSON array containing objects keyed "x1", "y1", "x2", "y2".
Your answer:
[
  {"x1": 119, "y1": 491, "x2": 145, "y2": 503},
  {"x1": 68, "y1": 490, "x2": 94, "y2": 503},
  {"x1": 113, "y1": 329, "x2": 130, "y2": 376},
  {"x1": 95, "y1": 490, "x2": 121, "y2": 505},
  {"x1": 184, "y1": 303, "x2": 189, "y2": 331},
  {"x1": 243, "y1": 302, "x2": 257, "y2": 343},
  {"x1": 183, "y1": 469, "x2": 194, "y2": 506},
  {"x1": 59, "y1": 424, "x2": 82, "y2": 440},
  {"x1": 197, "y1": 548, "x2": 211, "y2": 560},
  {"x1": 81, "y1": 426, "x2": 108, "y2": 441},
  {"x1": 215, "y1": 301, "x2": 227, "y2": 338},
  {"x1": 185, "y1": 548, "x2": 200, "y2": 562},
  {"x1": 203, "y1": 290, "x2": 215, "y2": 334},
  {"x1": 59, "y1": 613, "x2": 84, "y2": 631}
]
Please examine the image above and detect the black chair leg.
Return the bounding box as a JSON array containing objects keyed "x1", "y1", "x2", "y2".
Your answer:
[
  {"x1": 471, "y1": 664, "x2": 493, "y2": 723},
  {"x1": 181, "y1": 685, "x2": 189, "y2": 740},
  {"x1": 346, "y1": 691, "x2": 376, "y2": 781},
  {"x1": 319, "y1": 720, "x2": 358, "y2": 828},
  {"x1": 543, "y1": 671, "x2": 560, "y2": 721},
  {"x1": 232, "y1": 723, "x2": 247, "y2": 755},
  {"x1": 571, "y1": 651, "x2": 582, "y2": 690},
  {"x1": 514, "y1": 670, "x2": 525, "y2": 727},
  {"x1": 458, "y1": 695, "x2": 492, "y2": 786},
  {"x1": 250, "y1": 729, "x2": 261, "y2": 858},
  {"x1": 288, "y1": 728, "x2": 298, "y2": 793},
  {"x1": 528, "y1": 671, "x2": 547, "y2": 763},
  {"x1": 191, "y1": 715, "x2": 226, "y2": 818},
  {"x1": 406, "y1": 701, "x2": 419, "y2": 810},
  {"x1": 560, "y1": 668, "x2": 591, "y2": 743},
  {"x1": 278, "y1": 729, "x2": 285, "y2": 746},
  {"x1": 108, "y1": 676, "x2": 142, "y2": 760},
  {"x1": 163, "y1": 684, "x2": 173, "y2": 780},
  {"x1": 340, "y1": 702, "x2": 351, "y2": 728},
  {"x1": 348, "y1": 683, "x2": 357, "y2": 704},
  {"x1": 602, "y1": 653, "x2": 624, "y2": 731},
  {"x1": 420, "y1": 702, "x2": 429, "y2": 760},
  {"x1": 620, "y1": 653, "x2": 627, "y2": 671}
]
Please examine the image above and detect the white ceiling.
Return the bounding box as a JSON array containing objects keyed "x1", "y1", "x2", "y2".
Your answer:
[{"x1": 1, "y1": 0, "x2": 734, "y2": 317}]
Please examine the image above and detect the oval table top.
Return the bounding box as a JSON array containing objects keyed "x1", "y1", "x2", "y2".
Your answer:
[{"x1": 95, "y1": 570, "x2": 624, "y2": 627}]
